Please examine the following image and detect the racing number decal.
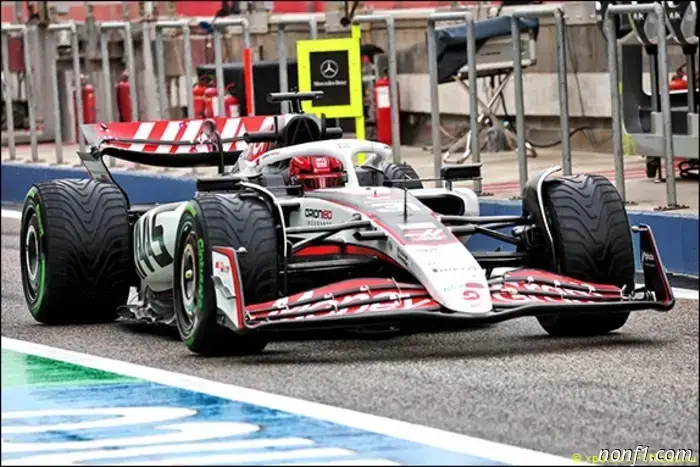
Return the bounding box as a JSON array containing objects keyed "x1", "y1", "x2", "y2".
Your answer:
[{"x1": 134, "y1": 206, "x2": 176, "y2": 277}]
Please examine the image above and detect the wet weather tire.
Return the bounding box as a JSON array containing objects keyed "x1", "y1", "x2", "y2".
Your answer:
[
  {"x1": 173, "y1": 193, "x2": 279, "y2": 356},
  {"x1": 537, "y1": 174, "x2": 635, "y2": 337},
  {"x1": 383, "y1": 163, "x2": 424, "y2": 189},
  {"x1": 20, "y1": 180, "x2": 131, "y2": 325}
]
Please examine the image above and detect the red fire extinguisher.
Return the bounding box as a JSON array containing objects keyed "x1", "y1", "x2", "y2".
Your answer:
[
  {"x1": 374, "y1": 71, "x2": 398, "y2": 146},
  {"x1": 203, "y1": 81, "x2": 218, "y2": 118},
  {"x1": 223, "y1": 83, "x2": 239, "y2": 117},
  {"x1": 670, "y1": 64, "x2": 688, "y2": 92},
  {"x1": 115, "y1": 71, "x2": 132, "y2": 122},
  {"x1": 73, "y1": 75, "x2": 96, "y2": 140},
  {"x1": 193, "y1": 78, "x2": 207, "y2": 118}
]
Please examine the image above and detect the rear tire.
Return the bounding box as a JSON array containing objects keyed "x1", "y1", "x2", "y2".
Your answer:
[
  {"x1": 173, "y1": 193, "x2": 279, "y2": 356},
  {"x1": 383, "y1": 163, "x2": 423, "y2": 189},
  {"x1": 20, "y1": 180, "x2": 131, "y2": 324},
  {"x1": 537, "y1": 174, "x2": 635, "y2": 337}
]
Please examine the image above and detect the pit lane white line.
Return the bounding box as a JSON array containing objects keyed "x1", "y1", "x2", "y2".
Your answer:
[
  {"x1": 3, "y1": 208, "x2": 696, "y2": 300},
  {"x1": 1, "y1": 337, "x2": 579, "y2": 466},
  {"x1": 2, "y1": 209, "x2": 21, "y2": 220}
]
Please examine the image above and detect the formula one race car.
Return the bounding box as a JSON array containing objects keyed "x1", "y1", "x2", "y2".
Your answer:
[{"x1": 19, "y1": 92, "x2": 675, "y2": 355}]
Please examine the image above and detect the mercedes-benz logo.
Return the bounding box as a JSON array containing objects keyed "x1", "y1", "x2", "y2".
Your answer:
[{"x1": 320, "y1": 59, "x2": 339, "y2": 79}]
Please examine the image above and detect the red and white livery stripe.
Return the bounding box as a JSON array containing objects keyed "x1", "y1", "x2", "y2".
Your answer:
[{"x1": 129, "y1": 122, "x2": 156, "y2": 152}]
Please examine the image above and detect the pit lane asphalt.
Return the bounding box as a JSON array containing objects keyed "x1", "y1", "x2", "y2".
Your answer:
[{"x1": 2, "y1": 214, "x2": 698, "y2": 460}]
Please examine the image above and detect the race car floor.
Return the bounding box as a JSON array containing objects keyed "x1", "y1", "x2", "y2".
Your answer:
[{"x1": 1, "y1": 211, "x2": 698, "y2": 464}]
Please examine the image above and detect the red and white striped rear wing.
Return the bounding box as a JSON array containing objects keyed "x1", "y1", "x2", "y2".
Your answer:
[{"x1": 78, "y1": 116, "x2": 273, "y2": 170}]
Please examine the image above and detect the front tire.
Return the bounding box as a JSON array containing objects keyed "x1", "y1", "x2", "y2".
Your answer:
[
  {"x1": 537, "y1": 174, "x2": 635, "y2": 337},
  {"x1": 173, "y1": 193, "x2": 279, "y2": 356},
  {"x1": 20, "y1": 180, "x2": 131, "y2": 324}
]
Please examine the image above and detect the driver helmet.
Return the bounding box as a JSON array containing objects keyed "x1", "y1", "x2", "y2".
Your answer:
[{"x1": 289, "y1": 156, "x2": 345, "y2": 190}]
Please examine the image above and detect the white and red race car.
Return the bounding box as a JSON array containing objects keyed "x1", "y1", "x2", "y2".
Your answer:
[{"x1": 19, "y1": 92, "x2": 674, "y2": 355}]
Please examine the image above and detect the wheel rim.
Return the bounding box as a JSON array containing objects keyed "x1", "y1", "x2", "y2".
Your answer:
[
  {"x1": 178, "y1": 239, "x2": 198, "y2": 332},
  {"x1": 23, "y1": 210, "x2": 41, "y2": 302}
]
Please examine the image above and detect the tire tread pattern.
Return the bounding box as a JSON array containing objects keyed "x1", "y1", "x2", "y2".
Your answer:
[
  {"x1": 196, "y1": 193, "x2": 279, "y2": 303},
  {"x1": 538, "y1": 174, "x2": 635, "y2": 336},
  {"x1": 31, "y1": 179, "x2": 131, "y2": 323},
  {"x1": 178, "y1": 193, "x2": 278, "y2": 355}
]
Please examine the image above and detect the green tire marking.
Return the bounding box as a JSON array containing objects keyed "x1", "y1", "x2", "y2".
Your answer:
[
  {"x1": 30, "y1": 257, "x2": 46, "y2": 315},
  {"x1": 26, "y1": 186, "x2": 37, "y2": 199},
  {"x1": 186, "y1": 204, "x2": 197, "y2": 218},
  {"x1": 35, "y1": 204, "x2": 45, "y2": 237}
]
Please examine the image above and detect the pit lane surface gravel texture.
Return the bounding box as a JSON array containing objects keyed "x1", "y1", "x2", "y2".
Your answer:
[{"x1": 1, "y1": 213, "x2": 698, "y2": 460}]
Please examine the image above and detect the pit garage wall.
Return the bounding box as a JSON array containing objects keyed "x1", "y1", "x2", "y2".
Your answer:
[{"x1": 2, "y1": 162, "x2": 698, "y2": 279}]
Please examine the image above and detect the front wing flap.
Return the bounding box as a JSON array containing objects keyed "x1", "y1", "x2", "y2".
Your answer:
[{"x1": 211, "y1": 224, "x2": 674, "y2": 333}]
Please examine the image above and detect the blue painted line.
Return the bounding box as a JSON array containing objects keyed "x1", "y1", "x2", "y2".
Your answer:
[
  {"x1": 2, "y1": 382, "x2": 504, "y2": 465},
  {"x1": 2, "y1": 161, "x2": 697, "y2": 277}
]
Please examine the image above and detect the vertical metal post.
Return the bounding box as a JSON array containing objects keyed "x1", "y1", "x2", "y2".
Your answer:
[
  {"x1": 154, "y1": 25, "x2": 167, "y2": 119},
  {"x1": 510, "y1": 15, "x2": 528, "y2": 192},
  {"x1": 605, "y1": 10, "x2": 626, "y2": 202},
  {"x1": 385, "y1": 17, "x2": 401, "y2": 165},
  {"x1": 353, "y1": 15, "x2": 403, "y2": 163},
  {"x1": 48, "y1": 31, "x2": 63, "y2": 164},
  {"x1": 14, "y1": 1, "x2": 23, "y2": 23},
  {"x1": 70, "y1": 26, "x2": 85, "y2": 153},
  {"x1": 554, "y1": 8, "x2": 572, "y2": 176},
  {"x1": 22, "y1": 25, "x2": 38, "y2": 162},
  {"x1": 428, "y1": 12, "x2": 483, "y2": 187},
  {"x1": 277, "y1": 18, "x2": 317, "y2": 115},
  {"x1": 182, "y1": 24, "x2": 194, "y2": 119},
  {"x1": 427, "y1": 19, "x2": 441, "y2": 186},
  {"x1": 212, "y1": 18, "x2": 251, "y2": 117},
  {"x1": 99, "y1": 25, "x2": 114, "y2": 123},
  {"x1": 465, "y1": 13, "x2": 481, "y2": 194},
  {"x1": 141, "y1": 21, "x2": 156, "y2": 122},
  {"x1": 654, "y1": 3, "x2": 677, "y2": 207},
  {"x1": 99, "y1": 21, "x2": 139, "y2": 167},
  {"x1": 48, "y1": 23, "x2": 82, "y2": 161},
  {"x1": 213, "y1": 26, "x2": 225, "y2": 116},
  {"x1": 124, "y1": 22, "x2": 138, "y2": 121},
  {"x1": 277, "y1": 25, "x2": 288, "y2": 114},
  {"x1": 1, "y1": 30, "x2": 15, "y2": 160},
  {"x1": 98, "y1": 25, "x2": 115, "y2": 168}
]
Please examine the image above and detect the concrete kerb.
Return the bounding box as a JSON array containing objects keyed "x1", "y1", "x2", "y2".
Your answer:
[{"x1": 2, "y1": 162, "x2": 697, "y2": 278}]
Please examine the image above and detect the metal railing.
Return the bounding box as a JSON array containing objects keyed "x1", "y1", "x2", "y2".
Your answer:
[
  {"x1": 212, "y1": 17, "x2": 252, "y2": 117},
  {"x1": 277, "y1": 17, "x2": 318, "y2": 114},
  {"x1": 1, "y1": 23, "x2": 38, "y2": 162},
  {"x1": 47, "y1": 22, "x2": 84, "y2": 161},
  {"x1": 352, "y1": 14, "x2": 401, "y2": 164},
  {"x1": 427, "y1": 12, "x2": 480, "y2": 191},
  {"x1": 510, "y1": 6, "x2": 572, "y2": 190},
  {"x1": 154, "y1": 20, "x2": 194, "y2": 120},
  {"x1": 99, "y1": 21, "x2": 138, "y2": 168},
  {"x1": 605, "y1": 2, "x2": 677, "y2": 207}
]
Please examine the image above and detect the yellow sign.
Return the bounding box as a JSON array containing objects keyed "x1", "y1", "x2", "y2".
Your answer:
[{"x1": 296, "y1": 37, "x2": 364, "y2": 119}]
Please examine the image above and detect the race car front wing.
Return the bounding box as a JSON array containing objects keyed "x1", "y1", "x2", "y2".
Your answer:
[{"x1": 212, "y1": 224, "x2": 674, "y2": 333}]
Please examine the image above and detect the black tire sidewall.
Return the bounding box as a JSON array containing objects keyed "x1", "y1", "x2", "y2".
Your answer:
[
  {"x1": 173, "y1": 201, "x2": 218, "y2": 350},
  {"x1": 20, "y1": 186, "x2": 51, "y2": 321}
]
